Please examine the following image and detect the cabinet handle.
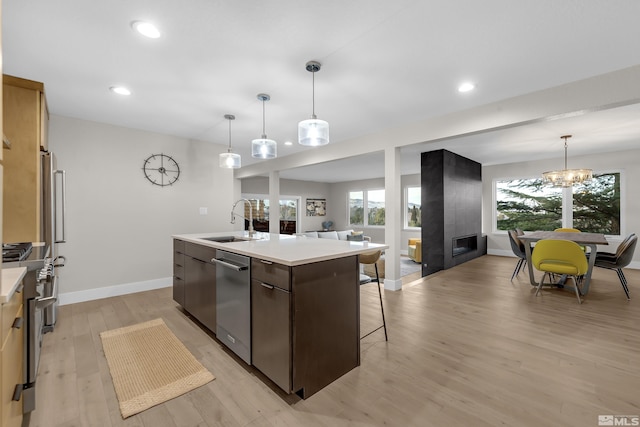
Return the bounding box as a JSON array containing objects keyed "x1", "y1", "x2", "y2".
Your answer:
[
  {"x1": 15, "y1": 284, "x2": 24, "y2": 293},
  {"x1": 12, "y1": 317, "x2": 23, "y2": 329},
  {"x1": 259, "y1": 259, "x2": 273, "y2": 265},
  {"x1": 259, "y1": 282, "x2": 274, "y2": 290},
  {"x1": 175, "y1": 263, "x2": 183, "y2": 268},
  {"x1": 12, "y1": 384, "x2": 23, "y2": 401}
]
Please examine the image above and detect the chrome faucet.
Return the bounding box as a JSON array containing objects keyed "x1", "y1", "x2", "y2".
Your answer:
[{"x1": 231, "y1": 198, "x2": 256, "y2": 236}]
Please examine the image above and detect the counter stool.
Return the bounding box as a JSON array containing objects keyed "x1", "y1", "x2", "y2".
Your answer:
[{"x1": 359, "y1": 250, "x2": 388, "y2": 341}]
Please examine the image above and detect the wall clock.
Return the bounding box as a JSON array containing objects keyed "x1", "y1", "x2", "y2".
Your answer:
[{"x1": 142, "y1": 153, "x2": 180, "y2": 186}]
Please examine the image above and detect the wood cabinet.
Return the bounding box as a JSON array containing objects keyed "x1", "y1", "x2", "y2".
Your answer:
[
  {"x1": 1, "y1": 282, "x2": 24, "y2": 427},
  {"x1": 174, "y1": 239, "x2": 361, "y2": 399},
  {"x1": 252, "y1": 255, "x2": 360, "y2": 399},
  {"x1": 173, "y1": 240, "x2": 217, "y2": 332},
  {"x1": 251, "y1": 259, "x2": 292, "y2": 393},
  {"x1": 173, "y1": 239, "x2": 185, "y2": 306},
  {"x1": 2, "y1": 75, "x2": 49, "y2": 243}
]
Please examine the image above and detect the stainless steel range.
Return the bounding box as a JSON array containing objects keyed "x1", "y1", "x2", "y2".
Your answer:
[{"x1": 3, "y1": 243, "x2": 62, "y2": 414}]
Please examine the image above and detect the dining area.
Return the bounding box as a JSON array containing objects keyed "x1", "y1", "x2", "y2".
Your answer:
[{"x1": 509, "y1": 228, "x2": 637, "y2": 304}]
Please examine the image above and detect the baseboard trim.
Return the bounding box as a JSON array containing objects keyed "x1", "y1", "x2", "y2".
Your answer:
[
  {"x1": 59, "y1": 277, "x2": 172, "y2": 306},
  {"x1": 384, "y1": 278, "x2": 403, "y2": 291}
]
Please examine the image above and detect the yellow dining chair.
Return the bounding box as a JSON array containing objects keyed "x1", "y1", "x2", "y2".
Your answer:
[
  {"x1": 532, "y1": 239, "x2": 589, "y2": 303},
  {"x1": 554, "y1": 227, "x2": 586, "y2": 252}
]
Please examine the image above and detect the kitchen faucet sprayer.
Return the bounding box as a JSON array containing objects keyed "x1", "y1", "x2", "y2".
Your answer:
[{"x1": 231, "y1": 198, "x2": 256, "y2": 236}]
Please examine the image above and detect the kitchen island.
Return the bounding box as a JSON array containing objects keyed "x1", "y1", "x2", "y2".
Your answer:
[{"x1": 172, "y1": 231, "x2": 387, "y2": 398}]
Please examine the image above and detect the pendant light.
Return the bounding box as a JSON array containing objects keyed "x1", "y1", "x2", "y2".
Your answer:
[
  {"x1": 298, "y1": 61, "x2": 330, "y2": 146},
  {"x1": 542, "y1": 135, "x2": 592, "y2": 187},
  {"x1": 251, "y1": 93, "x2": 277, "y2": 159},
  {"x1": 219, "y1": 114, "x2": 241, "y2": 169}
]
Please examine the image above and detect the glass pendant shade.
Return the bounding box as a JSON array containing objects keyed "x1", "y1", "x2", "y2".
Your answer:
[
  {"x1": 219, "y1": 151, "x2": 241, "y2": 168},
  {"x1": 299, "y1": 61, "x2": 330, "y2": 146},
  {"x1": 542, "y1": 135, "x2": 592, "y2": 187},
  {"x1": 219, "y1": 114, "x2": 241, "y2": 169},
  {"x1": 298, "y1": 118, "x2": 330, "y2": 146},
  {"x1": 252, "y1": 93, "x2": 277, "y2": 159},
  {"x1": 251, "y1": 137, "x2": 277, "y2": 159}
]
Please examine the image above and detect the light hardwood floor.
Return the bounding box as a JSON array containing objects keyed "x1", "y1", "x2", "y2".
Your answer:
[{"x1": 26, "y1": 255, "x2": 640, "y2": 427}]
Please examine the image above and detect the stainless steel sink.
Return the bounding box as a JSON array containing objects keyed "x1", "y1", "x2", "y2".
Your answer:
[{"x1": 199, "y1": 236, "x2": 250, "y2": 243}]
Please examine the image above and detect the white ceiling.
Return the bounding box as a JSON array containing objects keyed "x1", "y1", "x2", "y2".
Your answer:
[{"x1": 4, "y1": 0, "x2": 640, "y2": 182}]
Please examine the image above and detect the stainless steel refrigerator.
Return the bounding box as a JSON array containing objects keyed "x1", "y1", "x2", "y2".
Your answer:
[{"x1": 40, "y1": 150, "x2": 67, "y2": 330}]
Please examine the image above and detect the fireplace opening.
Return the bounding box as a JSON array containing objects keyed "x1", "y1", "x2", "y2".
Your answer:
[{"x1": 452, "y1": 234, "x2": 477, "y2": 257}]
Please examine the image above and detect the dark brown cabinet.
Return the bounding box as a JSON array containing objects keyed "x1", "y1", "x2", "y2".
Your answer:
[
  {"x1": 173, "y1": 240, "x2": 217, "y2": 333},
  {"x1": 174, "y1": 239, "x2": 361, "y2": 399},
  {"x1": 251, "y1": 259, "x2": 292, "y2": 393},
  {"x1": 173, "y1": 239, "x2": 185, "y2": 305},
  {"x1": 251, "y1": 255, "x2": 360, "y2": 399}
]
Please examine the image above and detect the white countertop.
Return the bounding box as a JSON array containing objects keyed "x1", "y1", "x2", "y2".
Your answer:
[
  {"x1": 173, "y1": 231, "x2": 388, "y2": 266},
  {"x1": 1, "y1": 267, "x2": 27, "y2": 304}
]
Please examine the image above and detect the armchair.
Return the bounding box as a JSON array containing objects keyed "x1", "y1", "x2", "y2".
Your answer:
[{"x1": 408, "y1": 238, "x2": 422, "y2": 263}]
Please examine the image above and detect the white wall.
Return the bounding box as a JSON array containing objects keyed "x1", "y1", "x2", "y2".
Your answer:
[
  {"x1": 49, "y1": 115, "x2": 236, "y2": 301},
  {"x1": 240, "y1": 177, "x2": 331, "y2": 232},
  {"x1": 483, "y1": 147, "x2": 640, "y2": 265}
]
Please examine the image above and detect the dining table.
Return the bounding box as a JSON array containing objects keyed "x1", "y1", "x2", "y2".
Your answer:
[{"x1": 518, "y1": 230, "x2": 609, "y2": 295}]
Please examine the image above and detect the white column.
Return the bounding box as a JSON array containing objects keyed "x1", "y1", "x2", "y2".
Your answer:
[
  {"x1": 269, "y1": 171, "x2": 280, "y2": 234},
  {"x1": 384, "y1": 146, "x2": 403, "y2": 291}
]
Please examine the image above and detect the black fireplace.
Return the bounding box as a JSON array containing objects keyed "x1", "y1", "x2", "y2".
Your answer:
[
  {"x1": 452, "y1": 235, "x2": 478, "y2": 257},
  {"x1": 421, "y1": 149, "x2": 487, "y2": 275}
]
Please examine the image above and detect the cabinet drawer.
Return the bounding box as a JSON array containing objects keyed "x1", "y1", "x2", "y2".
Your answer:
[
  {"x1": 2, "y1": 288, "x2": 23, "y2": 345},
  {"x1": 174, "y1": 239, "x2": 185, "y2": 255},
  {"x1": 252, "y1": 259, "x2": 290, "y2": 291},
  {"x1": 173, "y1": 263, "x2": 185, "y2": 281},
  {"x1": 2, "y1": 305, "x2": 24, "y2": 427},
  {"x1": 173, "y1": 239, "x2": 185, "y2": 253},
  {"x1": 184, "y1": 242, "x2": 217, "y2": 263}
]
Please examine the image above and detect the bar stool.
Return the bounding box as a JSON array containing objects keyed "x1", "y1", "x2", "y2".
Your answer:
[{"x1": 359, "y1": 250, "x2": 388, "y2": 341}]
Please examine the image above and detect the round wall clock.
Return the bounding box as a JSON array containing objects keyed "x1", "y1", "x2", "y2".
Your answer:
[{"x1": 142, "y1": 153, "x2": 180, "y2": 186}]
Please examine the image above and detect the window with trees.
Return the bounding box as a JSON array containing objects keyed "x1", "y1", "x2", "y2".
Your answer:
[
  {"x1": 240, "y1": 196, "x2": 300, "y2": 234},
  {"x1": 349, "y1": 189, "x2": 385, "y2": 226},
  {"x1": 495, "y1": 172, "x2": 621, "y2": 235},
  {"x1": 405, "y1": 186, "x2": 421, "y2": 228}
]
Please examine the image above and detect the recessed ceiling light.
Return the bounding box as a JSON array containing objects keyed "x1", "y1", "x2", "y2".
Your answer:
[
  {"x1": 458, "y1": 82, "x2": 476, "y2": 93},
  {"x1": 284, "y1": 141, "x2": 293, "y2": 146},
  {"x1": 131, "y1": 21, "x2": 161, "y2": 39},
  {"x1": 110, "y1": 86, "x2": 131, "y2": 96}
]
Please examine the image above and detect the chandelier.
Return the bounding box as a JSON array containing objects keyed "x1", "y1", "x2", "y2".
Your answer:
[{"x1": 542, "y1": 135, "x2": 592, "y2": 187}]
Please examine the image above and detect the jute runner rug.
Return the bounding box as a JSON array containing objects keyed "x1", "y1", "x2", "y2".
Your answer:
[{"x1": 100, "y1": 318, "x2": 215, "y2": 418}]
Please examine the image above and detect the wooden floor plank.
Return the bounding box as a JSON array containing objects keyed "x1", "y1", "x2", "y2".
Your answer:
[{"x1": 26, "y1": 255, "x2": 640, "y2": 427}]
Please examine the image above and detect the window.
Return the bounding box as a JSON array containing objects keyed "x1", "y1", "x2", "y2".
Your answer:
[
  {"x1": 349, "y1": 191, "x2": 364, "y2": 225},
  {"x1": 349, "y1": 189, "x2": 385, "y2": 226},
  {"x1": 572, "y1": 172, "x2": 621, "y2": 234},
  {"x1": 495, "y1": 172, "x2": 621, "y2": 235},
  {"x1": 405, "y1": 186, "x2": 421, "y2": 228},
  {"x1": 240, "y1": 195, "x2": 300, "y2": 234}
]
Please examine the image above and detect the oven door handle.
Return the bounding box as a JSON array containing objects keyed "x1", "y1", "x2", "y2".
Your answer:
[
  {"x1": 35, "y1": 296, "x2": 57, "y2": 310},
  {"x1": 53, "y1": 255, "x2": 66, "y2": 268}
]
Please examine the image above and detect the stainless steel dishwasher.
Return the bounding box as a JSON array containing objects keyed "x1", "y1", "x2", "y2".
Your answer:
[{"x1": 213, "y1": 249, "x2": 251, "y2": 364}]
